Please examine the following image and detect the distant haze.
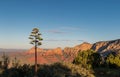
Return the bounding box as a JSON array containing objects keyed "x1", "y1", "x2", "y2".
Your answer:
[{"x1": 0, "y1": 48, "x2": 27, "y2": 52}]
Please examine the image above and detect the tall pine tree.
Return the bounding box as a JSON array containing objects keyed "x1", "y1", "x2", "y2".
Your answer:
[{"x1": 29, "y1": 28, "x2": 43, "y2": 77}]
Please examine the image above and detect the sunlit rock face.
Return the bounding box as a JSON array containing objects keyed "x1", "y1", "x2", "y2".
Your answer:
[
  {"x1": 74, "y1": 42, "x2": 92, "y2": 51},
  {"x1": 64, "y1": 42, "x2": 92, "y2": 56}
]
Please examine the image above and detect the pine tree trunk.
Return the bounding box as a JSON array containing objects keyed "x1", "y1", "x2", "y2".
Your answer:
[{"x1": 34, "y1": 43, "x2": 37, "y2": 77}]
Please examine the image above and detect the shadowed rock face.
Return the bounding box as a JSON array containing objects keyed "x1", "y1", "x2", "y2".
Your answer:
[{"x1": 91, "y1": 39, "x2": 120, "y2": 54}]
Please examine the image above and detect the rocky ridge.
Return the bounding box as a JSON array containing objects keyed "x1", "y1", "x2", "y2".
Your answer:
[
  {"x1": 92, "y1": 39, "x2": 120, "y2": 53},
  {"x1": 2, "y1": 39, "x2": 119, "y2": 64},
  {"x1": 25, "y1": 39, "x2": 120, "y2": 64}
]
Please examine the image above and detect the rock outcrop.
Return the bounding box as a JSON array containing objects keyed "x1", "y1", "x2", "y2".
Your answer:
[
  {"x1": 64, "y1": 42, "x2": 92, "y2": 56},
  {"x1": 63, "y1": 42, "x2": 92, "y2": 62},
  {"x1": 75, "y1": 42, "x2": 92, "y2": 51},
  {"x1": 91, "y1": 39, "x2": 120, "y2": 55}
]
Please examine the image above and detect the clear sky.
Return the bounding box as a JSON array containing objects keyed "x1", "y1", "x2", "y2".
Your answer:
[{"x1": 0, "y1": 0, "x2": 120, "y2": 49}]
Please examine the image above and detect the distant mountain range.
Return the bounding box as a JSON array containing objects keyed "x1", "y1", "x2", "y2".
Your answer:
[
  {"x1": 0, "y1": 48, "x2": 27, "y2": 52},
  {"x1": 0, "y1": 39, "x2": 120, "y2": 65}
]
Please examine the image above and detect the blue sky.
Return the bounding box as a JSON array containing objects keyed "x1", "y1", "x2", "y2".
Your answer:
[{"x1": 0, "y1": 0, "x2": 120, "y2": 49}]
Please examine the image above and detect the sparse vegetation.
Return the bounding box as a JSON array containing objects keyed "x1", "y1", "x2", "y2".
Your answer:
[
  {"x1": 73, "y1": 50, "x2": 120, "y2": 77},
  {"x1": 0, "y1": 62, "x2": 95, "y2": 77},
  {"x1": 1, "y1": 52, "x2": 10, "y2": 69},
  {"x1": 106, "y1": 53, "x2": 120, "y2": 68},
  {"x1": 0, "y1": 49, "x2": 119, "y2": 77}
]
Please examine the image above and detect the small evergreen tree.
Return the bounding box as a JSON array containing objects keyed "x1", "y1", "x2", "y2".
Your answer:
[
  {"x1": 2, "y1": 52, "x2": 10, "y2": 69},
  {"x1": 89, "y1": 53, "x2": 102, "y2": 68},
  {"x1": 12, "y1": 56, "x2": 20, "y2": 68},
  {"x1": 106, "y1": 53, "x2": 120, "y2": 68}
]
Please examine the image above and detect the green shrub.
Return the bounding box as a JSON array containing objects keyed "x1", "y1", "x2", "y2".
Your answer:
[
  {"x1": 106, "y1": 53, "x2": 120, "y2": 68},
  {"x1": 73, "y1": 50, "x2": 102, "y2": 69}
]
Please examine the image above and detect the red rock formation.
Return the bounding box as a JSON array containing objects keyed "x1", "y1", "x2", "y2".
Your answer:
[
  {"x1": 26, "y1": 47, "x2": 64, "y2": 64},
  {"x1": 8, "y1": 39, "x2": 120, "y2": 64}
]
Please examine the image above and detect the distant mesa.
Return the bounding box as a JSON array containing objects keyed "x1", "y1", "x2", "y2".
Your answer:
[{"x1": 74, "y1": 42, "x2": 92, "y2": 51}]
